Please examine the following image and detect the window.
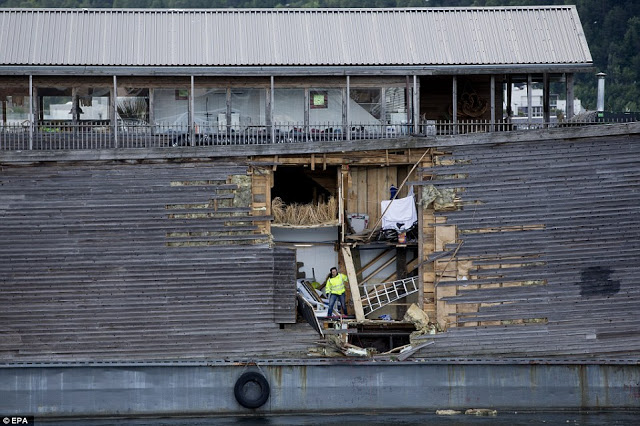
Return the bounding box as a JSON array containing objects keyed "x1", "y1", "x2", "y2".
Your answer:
[
  {"x1": 231, "y1": 88, "x2": 267, "y2": 129},
  {"x1": 350, "y1": 88, "x2": 381, "y2": 124},
  {"x1": 153, "y1": 88, "x2": 189, "y2": 130},
  {"x1": 77, "y1": 87, "x2": 110, "y2": 121},
  {"x1": 273, "y1": 89, "x2": 304, "y2": 125},
  {"x1": 38, "y1": 87, "x2": 72, "y2": 121},
  {"x1": 309, "y1": 89, "x2": 342, "y2": 126},
  {"x1": 193, "y1": 88, "x2": 226, "y2": 133},
  {"x1": 1, "y1": 91, "x2": 30, "y2": 125}
]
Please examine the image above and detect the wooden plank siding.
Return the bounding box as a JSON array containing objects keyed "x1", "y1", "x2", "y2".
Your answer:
[
  {"x1": 414, "y1": 133, "x2": 640, "y2": 358},
  {"x1": 0, "y1": 161, "x2": 315, "y2": 361},
  {"x1": 345, "y1": 165, "x2": 417, "y2": 231}
]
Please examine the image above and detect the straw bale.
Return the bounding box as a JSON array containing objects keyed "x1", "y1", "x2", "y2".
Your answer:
[{"x1": 271, "y1": 197, "x2": 338, "y2": 226}]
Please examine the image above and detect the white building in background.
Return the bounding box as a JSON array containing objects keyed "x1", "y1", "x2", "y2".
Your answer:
[{"x1": 507, "y1": 84, "x2": 584, "y2": 118}]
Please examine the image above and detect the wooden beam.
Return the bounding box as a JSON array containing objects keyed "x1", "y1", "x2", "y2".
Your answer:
[
  {"x1": 543, "y1": 72, "x2": 550, "y2": 128},
  {"x1": 341, "y1": 245, "x2": 365, "y2": 322},
  {"x1": 361, "y1": 255, "x2": 396, "y2": 285},
  {"x1": 356, "y1": 247, "x2": 393, "y2": 276},
  {"x1": 352, "y1": 246, "x2": 363, "y2": 283},
  {"x1": 396, "y1": 246, "x2": 407, "y2": 280},
  {"x1": 383, "y1": 256, "x2": 420, "y2": 283},
  {"x1": 490, "y1": 75, "x2": 495, "y2": 131},
  {"x1": 527, "y1": 74, "x2": 533, "y2": 123},
  {"x1": 566, "y1": 73, "x2": 575, "y2": 119}
]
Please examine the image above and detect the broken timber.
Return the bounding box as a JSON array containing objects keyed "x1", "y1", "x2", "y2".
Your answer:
[{"x1": 341, "y1": 245, "x2": 366, "y2": 322}]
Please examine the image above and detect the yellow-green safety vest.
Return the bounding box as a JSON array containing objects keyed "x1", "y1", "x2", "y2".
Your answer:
[{"x1": 326, "y1": 274, "x2": 348, "y2": 295}]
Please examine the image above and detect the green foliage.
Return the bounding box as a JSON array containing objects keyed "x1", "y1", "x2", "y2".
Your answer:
[{"x1": 0, "y1": 0, "x2": 638, "y2": 112}]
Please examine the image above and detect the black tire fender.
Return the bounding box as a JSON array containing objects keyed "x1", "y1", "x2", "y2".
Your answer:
[{"x1": 234, "y1": 371, "x2": 270, "y2": 409}]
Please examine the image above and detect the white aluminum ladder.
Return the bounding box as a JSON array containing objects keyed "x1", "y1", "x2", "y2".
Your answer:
[{"x1": 360, "y1": 275, "x2": 420, "y2": 316}]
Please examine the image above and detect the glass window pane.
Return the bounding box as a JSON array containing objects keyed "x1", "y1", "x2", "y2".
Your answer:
[
  {"x1": 153, "y1": 88, "x2": 189, "y2": 130},
  {"x1": 1, "y1": 93, "x2": 30, "y2": 125},
  {"x1": 78, "y1": 87, "x2": 110, "y2": 122},
  {"x1": 116, "y1": 87, "x2": 149, "y2": 123},
  {"x1": 39, "y1": 87, "x2": 72, "y2": 120},
  {"x1": 193, "y1": 88, "x2": 226, "y2": 133},
  {"x1": 231, "y1": 88, "x2": 266, "y2": 130},
  {"x1": 385, "y1": 87, "x2": 407, "y2": 129},
  {"x1": 273, "y1": 89, "x2": 304, "y2": 125},
  {"x1": 309, "y1": 88, "x2": 342, "y2": 126},
  {"x1": 350, "y1": 88, "x2": 381, "y2": 124}
]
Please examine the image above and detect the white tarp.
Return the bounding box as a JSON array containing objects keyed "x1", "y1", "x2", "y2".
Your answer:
[{"x1": 381, "y1": 194, "x2": 417, "y2": 231}]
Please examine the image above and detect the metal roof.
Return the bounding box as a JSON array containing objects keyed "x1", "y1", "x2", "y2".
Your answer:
[{"x1": 0, "y1": 7, "x2": 592, "y2": 71}]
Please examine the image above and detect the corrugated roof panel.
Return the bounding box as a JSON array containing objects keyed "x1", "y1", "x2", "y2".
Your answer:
[{"x1": 0, "y1": 7, "x2": 592, "y2": 68}]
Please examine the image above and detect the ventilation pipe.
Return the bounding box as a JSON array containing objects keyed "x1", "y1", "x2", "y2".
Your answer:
[{"x1": 596, "y1": 72, "x2": 606, "y2": 112}]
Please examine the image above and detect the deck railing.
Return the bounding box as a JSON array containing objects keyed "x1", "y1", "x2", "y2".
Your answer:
[{"x1": 0, "y1": 117, "x2": 637, "y2": 151}]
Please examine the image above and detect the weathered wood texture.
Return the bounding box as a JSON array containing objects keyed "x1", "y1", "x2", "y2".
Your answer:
[
  {"x1": 0, "y1": 161, "x2": 314, "y2": 361},
  {"x1": 346, "y1": 165, "x2": 416, "y2": 231},
  {"x1": 415, "y1": 133, "x2": 640, "y2": 358}
]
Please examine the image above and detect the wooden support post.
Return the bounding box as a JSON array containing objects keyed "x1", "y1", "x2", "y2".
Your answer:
[
  {"x1": 527, "y1": 74, "x2": 533, "y2": 124},
  {"x1": 452, "y1": 76, "x2": 458, "y2": 134},
  {"x1": 190, "y1": 75, "x2": 195, "y2": 146},
  {"x1": 112, "y1": 75, "x2": 118, "y2": 149},
  {"x1": 490, "y1": 75, "x2": 495, "y2": 131},
  {"x1": 311, "y1": 153, "x2": 315, "y2": 171},
  {"x1": 506, "y1": 75, "x2": 512, "y2": 125},
  {"x1": 28, "y1": 75, "x2": 34, "y2": 149},
  {"x1": 341, "y1": 245, "x2": 365, "y2": 322},
  {"x1": 395, "y1": 245, "x2": 408, "y2": 318},
  {"x1": 396, "y1": 246, "x2": 408, "y2": 280},
  {"x1": 543, "y1": 72, "x2": 550, "y2": 127},
  {"x1": 270, "y1": 76, "x2": 275, "y2": 142},
  {"x1": 566, "y1": 73, "x2": 575, "y2": 119}
]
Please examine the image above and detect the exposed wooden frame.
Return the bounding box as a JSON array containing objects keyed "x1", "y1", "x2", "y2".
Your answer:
[
  {"x1": 112, "y1": 75, "x2": 118, "y2": 148},
  {"x1": 361, "y1": 255, "x2": 397, "y2": 285},
  {"x1": 413, "y1": 75, "x2": 419, "y2": 131},
  {"x1": 189, "y1": 75, "x2": 195, "y2": 145},
  {"x1": 566, "y1": 73, "x2": 574, "y2": 119},
  {"x1": 490, "y1": 75, "x2": 496, "y2": 131},
  {"x1": 346, "y1": 75, "x2": 351, "y2": 141},
  {"x1": 341, "y1": 245, "x2": 365, "y2": 322},
  {"x1": 452, "y1": 76, "x2": 458, "y2": 134},
  {"x1": 527, "y1": 74, "x2": 533, "y2": 123},
  {"x1": 270, "y1": 76, "x2": 275, "y2": 141},
  {"x1": 28, "y1": 74, "x2": 33, "y2": 150},
  {"x1": 543, "y1": 72, "x2": 550, "y2": 127},
  {"x1": 506, "y1": 74, "x2": 512, "y2": 122},
  {"x1": 357, "y1": 248, "x2": 393, "y2": 277}
]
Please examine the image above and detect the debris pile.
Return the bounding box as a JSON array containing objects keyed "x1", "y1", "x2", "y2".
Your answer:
[
  {"x1": 403, "y1": 303, "x2": 440, "y2": 343},
  {"x1": 314, "y1": 335, "x2": 376, "y2": 358}
]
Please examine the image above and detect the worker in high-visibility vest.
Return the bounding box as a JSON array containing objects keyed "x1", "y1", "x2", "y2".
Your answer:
[{"x1": 325, "y1": 267, "x2": 348, "y2": 317}]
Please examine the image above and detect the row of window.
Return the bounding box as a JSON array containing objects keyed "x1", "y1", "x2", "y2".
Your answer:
[{"x1": 1, "y1": 86, "x2": 410, "y2": 131}]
